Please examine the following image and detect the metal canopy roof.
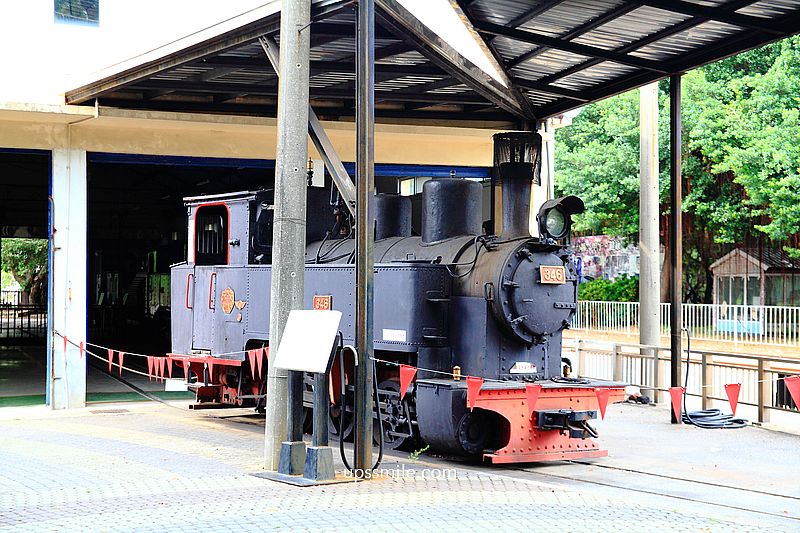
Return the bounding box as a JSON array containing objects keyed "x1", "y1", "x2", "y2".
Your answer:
[{"x1": 66, "y1": 0, "x2": 800, "y2": 124}]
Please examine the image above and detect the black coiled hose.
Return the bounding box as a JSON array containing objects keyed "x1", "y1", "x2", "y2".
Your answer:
[
  {"x1": 681, "y1": 328, "x2": 748, "y2": 429},
  {"x1": 338, "y1": 342, "x2": 384, "y2": 473}
]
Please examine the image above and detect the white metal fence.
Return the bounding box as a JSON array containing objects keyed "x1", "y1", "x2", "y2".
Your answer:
[
  {"x1": 563, "y1": 338, "x2": 800, "y2": 423},
  {"x1": 572, "y1": 301, "x2": 800, "y2": 346}
]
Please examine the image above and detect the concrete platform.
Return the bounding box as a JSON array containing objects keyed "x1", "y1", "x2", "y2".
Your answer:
[{"x1": 0, "y1": 400, "x2": 798, "y2": 532}]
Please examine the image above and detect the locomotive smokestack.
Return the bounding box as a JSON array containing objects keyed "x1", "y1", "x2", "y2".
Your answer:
[{"x1": 493, "y1": 132, "x2": 542, "y2": 239}]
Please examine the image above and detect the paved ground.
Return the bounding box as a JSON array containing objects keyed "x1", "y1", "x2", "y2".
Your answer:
[
  {"x1": 1, "y1": 400, "x2": 798, "y2": 532},
  {"x1": 0, "y1": 346, "x2": 187, "y2": 405}
]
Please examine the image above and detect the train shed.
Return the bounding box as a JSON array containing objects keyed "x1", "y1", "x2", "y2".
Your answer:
[{"x1": 1, "y1": 0, "x2": 800, "y2": 414}]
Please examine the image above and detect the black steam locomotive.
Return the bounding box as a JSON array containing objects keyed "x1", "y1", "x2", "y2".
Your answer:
[{"x1": 170, "y1": 132, "x2": 624, "y2": 463}]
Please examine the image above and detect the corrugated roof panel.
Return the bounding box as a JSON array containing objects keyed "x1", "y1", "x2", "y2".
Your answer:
[
  {"x1": 572, "y1": 6, "x2": 691, "y2": 50},
  {"x1": 491, "y1": 35, "x2": 538, "y2": 61},
  {"x1": 511, "y1": 49, "x2": 590, "y2": 80},
  {"x1": 151, "y1": 66, "x2": 210, "y2": 82},
  {"x1": 551, "y1": 61, "x2": 637, "y2": 90},
  {"x1": 376, "y1": 75, "x2": 439, "y2": 91},
  {"x1": 377, "y1": 50, "x2": 428, "y2": 65},
  {"x1": 631, "y1": 20, "x2": 745, "y2": 61},
  {"x1": 525, "y1": 92, "x2": 559, "y2": 105},
  {"x1": 310, "y1": 37, "x2": 357, "y2": 61},
  {"x1": 469, "y1": 0, "x2": 538, "y2": 25},
  {"x1": 309, "y1": 72, "x2": 355, "y2": 88},
  {"x1": 428, "y1": 84, "x2": 472, "y2": 94},
  {"x1": 213, "y1": 71, "x2": 274, "y2": 84},
  {"x1": 218, "y1": 41, "x2": 265, "y2": 58},
  {"x1": 519, "y1": 0, "x2": 625, "y2": 38},
  {"x1": 682, "y1": 0, "x2": 728, "y2": 6},
  {"x1": 736, "y1": 0, "x2": 800, "y2": 18}
]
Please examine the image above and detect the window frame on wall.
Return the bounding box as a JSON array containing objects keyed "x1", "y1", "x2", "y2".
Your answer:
[{"x1": 54, "y1": 0, "x2": 99, "y2": 26}]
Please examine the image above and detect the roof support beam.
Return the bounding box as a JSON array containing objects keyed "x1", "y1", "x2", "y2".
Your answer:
[
  {"x1": 507, "y1": 1, "x2": 567, "y2": 29},
  {"x1": 536, "y1": 0, "x2": 759, "y2": 86},
  {"x1": 510, "y1": 78, "x2": 589, "y2": 102},
  {"x1": 261, "y1": 36, "x2": 356, "y2": 215},
  {"x1": 638, "y1": 0, "x2": 785, "y2": 35},
  {"x1": 450, "y1": 0, "x2": 537, "y2": 119},
  {"x1": 474, "y1": 20, "x2": 668, "y2": 73},
  {"x1": 132, "y1": 79, "x2": 488, "y2": 104},
  {"x1": 197, "y1": 57, "x2": 443, "y2": 77},
  {"x1": 376, "y1": 0, "x2": 532, "y2": 119},
  {"x1": 506, "y1": 2, "x2": 641, "y2": 68}
]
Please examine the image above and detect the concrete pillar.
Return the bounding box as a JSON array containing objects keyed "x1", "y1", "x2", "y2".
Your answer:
[
  {"x1": 263, "y1": 0, "x2": 312, "y2": 471},
  {"x1": 639, "y1": 83, "x2": 661, "y2": 402},
  {"x1": 49, "y1": 148, "x2": 87, "y2": 409}
]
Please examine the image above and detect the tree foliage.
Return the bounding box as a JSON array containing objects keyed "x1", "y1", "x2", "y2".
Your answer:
[
  {"x1": 1, "y1": 239, "x2": 48, "y2": 303},
  {"x1": 556, "y1": 36, "x2": 800, "y2": 301},
  {"x1": 578, "y1": 275, "x2": 638, "y2": 302}
]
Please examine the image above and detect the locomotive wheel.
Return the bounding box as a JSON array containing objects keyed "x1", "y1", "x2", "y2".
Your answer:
[
  {"x1": 374, "y1": 380, "x2": 413, "y2": 451},
  {"x1": 457, "y1": 410, "x2": 491, "y2": 456},
  {"x1": 329, "y1": 403, "x2": 354, "y2": 441}
]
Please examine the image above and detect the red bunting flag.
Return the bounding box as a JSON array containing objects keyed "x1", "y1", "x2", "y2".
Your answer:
[
  {"x1": 257, "y1": 347, "x2": 266, "y2": 376},
  {"x1": 183, "y1": 359, "x2": 190, "y2": 381},
  {"x1": 107, "y1": 348, "x2": 114, "y2": 373},
  {"x1": 79, "y1": 341, "x2": 85, "y2": 360},
  {"x1": 248, "y1": 349, "x2": 258, "y2": 378},
  {"x1": 595, "y1": 388, "x2": 611, "y2": 420},
  {"x1": 466, "y1": 376, "x2": 483, "y2": 412},
  {"x1": 399, "y1": 364, "x2": 417, "y2": 401},
  {"x1": 147, "y1": 356, "x2": 154, "y2": 381},
  {"x1": 118, "y1": 352, "x2": 125, "y2": 376},
  {"x1": 786, "y1": 376, "x2": 800, "y2": 409},
  {"x1": 158, "y1": 357, "x2": 166, "y2": 382},
  {"x1": 166, "y1": 356, "x2": 173, "y2": 379},
  {"x1": 207, "y1": 359, "x2": 214, "y2": 382},
  {"x1": 724, "y1": 383, "x2": 741, "y2": 416},
  {"x1": 525, "y1": 384, "x2": 542, "y2": 418},
  {"x1": 63, "y1": 335, "x2": 68, "y2": 354},
  {"x1": 669, "y1": 386, "x2": 685, "y2": 422}
]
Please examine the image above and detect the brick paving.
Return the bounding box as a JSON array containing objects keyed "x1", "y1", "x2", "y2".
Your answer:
[{"x1": 0, "y1": 403, "x2": 792, "y2": 532}]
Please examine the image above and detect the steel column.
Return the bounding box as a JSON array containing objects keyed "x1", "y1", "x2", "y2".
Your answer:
[
  {"x1": 669, "y1": 74, "x2": 683, "y2": 423},
  {"x1": 263, "y1": 0, "x2": 312, "y2": 470},
  {"x1": 354, "y1": 0, "x2": 375, "y2": 473}
]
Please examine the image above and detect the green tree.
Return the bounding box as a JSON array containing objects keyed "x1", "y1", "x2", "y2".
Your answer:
[
  {"x1": 556, "y1": 35, "x2": 800, "y2": 302},
  {"x1": 1, "y1": 239, "x2": 48, "y2": 304},
  {"x1": 713, "y1": 36, "x2": 800, "y2": 256}
]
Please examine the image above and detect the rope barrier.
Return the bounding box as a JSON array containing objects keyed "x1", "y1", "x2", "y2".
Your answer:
[{"x1": 53, "y1": 330, "x2": 798, "y2": 389}]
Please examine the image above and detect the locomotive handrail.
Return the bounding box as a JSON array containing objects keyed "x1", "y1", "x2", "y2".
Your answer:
[
  {"x1": 185, "y1": 273, "x2": 194, "y2": 310},
  {"x1": 208, "y1": 272, "x2": 217, "y2": 310}
]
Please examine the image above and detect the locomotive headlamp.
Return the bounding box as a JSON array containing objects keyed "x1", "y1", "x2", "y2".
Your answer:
[
  {"x1": 544, "y1": 208, "x2": 567, "y2": 239},
  {"x1": 537, "y1": 195, "x2": 585, "y2": 241}
]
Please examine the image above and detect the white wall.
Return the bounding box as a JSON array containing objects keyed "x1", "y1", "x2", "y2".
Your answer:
[{"x1": 0, "y1": 0, "x2": 271, "y2": 103}]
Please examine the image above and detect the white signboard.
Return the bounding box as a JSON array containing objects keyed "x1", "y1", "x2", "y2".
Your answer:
[{"x1": 271, "y1": 310, "x2": 342, "y2": 374}]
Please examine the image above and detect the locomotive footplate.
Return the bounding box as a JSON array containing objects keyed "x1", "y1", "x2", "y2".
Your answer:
[{"x1": 417, "y1": 378, "x2": 626, "y2": 464}]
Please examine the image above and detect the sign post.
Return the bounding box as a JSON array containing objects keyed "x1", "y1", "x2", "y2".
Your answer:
[{"x1": 269, "y1": 310, "x2": 342, "y2": 483}]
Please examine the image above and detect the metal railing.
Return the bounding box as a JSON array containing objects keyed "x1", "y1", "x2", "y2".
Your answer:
[
  {"x1": 571, "y1": 301, "x2": 800, "y2": 346},
  {"x1": 564, "y1": 338, "x2": 800, "y2": 423},
  {"x1": 0, "y1": 304, "x2": 46, "y2": 342},
  {"x1": 0, "y1": 290, "x2": 22, "y2": 306}
]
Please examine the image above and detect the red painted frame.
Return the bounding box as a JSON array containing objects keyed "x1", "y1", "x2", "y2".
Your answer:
[{"x1": 192, "y1": 202, "x2": 231, "y2": 265}]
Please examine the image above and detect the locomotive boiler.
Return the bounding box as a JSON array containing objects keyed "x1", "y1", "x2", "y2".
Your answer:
[{"x1": 170, "y1": 132, "x2": 625, "y2": 463}]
